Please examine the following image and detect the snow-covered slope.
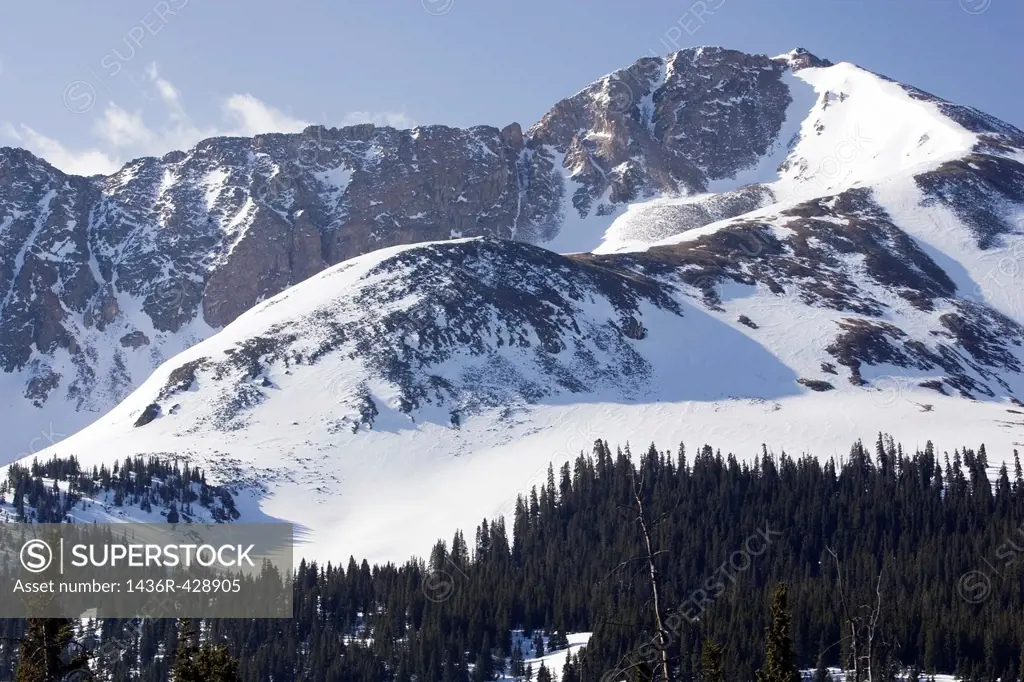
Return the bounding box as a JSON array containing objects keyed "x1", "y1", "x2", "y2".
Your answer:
[
  {"x1": 16, "y1": 214, "x2": 1024, "y2": 564},
  {"x1": 5, "y1": 45, "x2": 1024, "y2": 566},
  {"x1": 596, "y1": 49, "x2": 1024, "y2": 254}
]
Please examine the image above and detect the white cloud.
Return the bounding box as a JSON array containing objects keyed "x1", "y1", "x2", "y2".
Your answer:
[
  {"x1": 93, "y1": 104, "x2": 154, "y2": 149},
  {"x1": 146, "y1": 64, "x2": 177, "y2": 104},
  {"x1": 2, "y1": 123, "x2": 121, "y2": 176},
  {"x1": 3, "y1": 63, "x2": 417, "y2": 176},
  {"x1": 222, "y1": 94, "x2": 310, "y2": 136},
  {"x1": 339, "y1": 110, "x2": 418, "y2": 129}
]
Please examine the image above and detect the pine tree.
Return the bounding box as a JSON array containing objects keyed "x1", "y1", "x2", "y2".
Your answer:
[
  {"x1": 562, "y1": 651, "x2": 578, "y2": 682},
  {"x1": 15, "y1": 618, "x2": 86, "y2": 682},
  {"x1": 194, "y1": 644, "x2": 240, "y2": 681},
  {"x1": 473, "y1": 648, "x2": 494, "y2": 682},
  {"x1": 172, "y1": 619, "x2": 200, "y2": 682},
  {"x1": 814, "y1": 653, "x2": 830, "y2": 682},
  {"x1": 756, "y1": 584, "x2": 801, "y2": 682},
  {"x1": 537, "y1": 662, "x2": 553, "y2": 682},
  {"x1": 511, "y1": 645, "x2": 524, "y2": 680},
  {"x1": 702, "y1": 637, "x2": 725, "y2": 682},
  {"x1": 1014, "y1": 450, "x2": 1023, "y2": 491}
]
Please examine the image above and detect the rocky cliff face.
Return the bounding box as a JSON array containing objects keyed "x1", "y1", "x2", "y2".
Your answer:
[
  {"x1": 1, "y1": 124, "x2": 538, "y2": 431},
  {"x1": 522, "y1": 47, "x2": 799, "y2": 236},
  {"x1": 529, "y1": 47, "x2": 792, "y2": 201}
]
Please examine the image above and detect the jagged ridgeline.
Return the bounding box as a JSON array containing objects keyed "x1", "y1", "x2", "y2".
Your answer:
[
  {"x1": 0, "y1": 455, "x2": 239, "y2": 523},
  {"x1": 1, "y1": 435, "x2": 1022, "y2": 682}
]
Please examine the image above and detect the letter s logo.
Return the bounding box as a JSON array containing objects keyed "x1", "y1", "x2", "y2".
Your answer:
[{"x1": 21, "y1": 539, "x2": 53, "y2": 573}]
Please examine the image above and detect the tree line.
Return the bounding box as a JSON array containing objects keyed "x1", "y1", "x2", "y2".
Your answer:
[
  {"x1": 0, "y1": 434, "x2": 1021, "y2": 681},
  {"x1": 0, "y1": 455, "x2": 239, "y2": 523}
]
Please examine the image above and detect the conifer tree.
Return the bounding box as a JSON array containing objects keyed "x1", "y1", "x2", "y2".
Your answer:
[
  {"x1": 172, "y1": 619, "x2": 200, "y2": 682},
  {"x1": 756, "y1": 584, "x2": 800, "y2": 682},
  {"x1": 814, "y1": 654, "x2": 830, "y2": 682},
  {"x1": 702, "y1": 637, "x2": 725, "y2": 682},
  {"x1": 194, "y1": 644, "x2": 240, "y2": 681},
  {"x1": 511, "y1": 646, "x2": 524, "y2": 680},
  {"x1": 473, "y1": 649, "x2": 493, "y2": 682},
  {"x1": 15, "y1": 618, "x2": 86, "y2": 682},
  {"x1": 172, "y1": 619, "x2": 239, "y2": 682},
  {"x1": 562, "y1": 651, "x2": 578, "y2": 682}
]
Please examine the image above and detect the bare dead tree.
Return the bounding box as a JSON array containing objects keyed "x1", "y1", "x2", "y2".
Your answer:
[
  {"x1": 827, "y1": 547, "x2": 889, "y2": 682},
  {"x1": 826, "y1": 546, "x2": 861, "y2": 682},
  {"x1": 631, "y1": 471, "x2": 672, "y2": 682},
  {"x1": 865, "y1": 572, "x2": 884, "y2": 682},
  {"x1": 596, "y1": 448, "x2": 682, "y2": 682}
]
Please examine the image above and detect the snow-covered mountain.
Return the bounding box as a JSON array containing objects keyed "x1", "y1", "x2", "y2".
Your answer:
[
  {"x1": 4, "y1": 46, "x2": 1024, "y2": 563},
  {"x1": 0, "y1": 46, "x2": 824, "y2": 460}
]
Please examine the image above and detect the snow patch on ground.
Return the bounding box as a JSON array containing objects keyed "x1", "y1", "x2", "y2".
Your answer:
[
  {"x1": 497, "y1": 631, "x2": 592, "y2": 682},
  {"x1": 539, "y1": 149, "x2": 625, "y2": 254},
  {"x1": 315, "y1": 164, "x2": 354, "y2": 204}
]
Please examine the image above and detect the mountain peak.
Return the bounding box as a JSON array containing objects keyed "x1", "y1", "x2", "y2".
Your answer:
[{"x1": 775, "y1": 46, "x2": 834, "y2": 70}]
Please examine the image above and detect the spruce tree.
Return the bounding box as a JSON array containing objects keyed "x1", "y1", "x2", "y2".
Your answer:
[
  {"x1": 15, "y1": 618, "x2": 86, "y2": 682},
  {"x1": 194, "y1": 644, "x2": 240, "y2": 681},
  {"x1": 756, "y1": 584, "x2": 800, "y2": 682},
  {"x1": 172, "y1": 619, "x2": 238, "y2": 682},
  {"x1": 702, "y1": 637, "x2": 725, "y2": 682},
  {"x1": 511, "y1": 644, "x2": 524, "y2": 680},
  {"x1": 814, "y1": 654, "x2": 830, "y2": 682},
  {"x1": 172, "y1": 619, "x2": 200, "y2": 682},
  {"x1": 562, "y1": 651, "x2": 578, "y2": 682}
]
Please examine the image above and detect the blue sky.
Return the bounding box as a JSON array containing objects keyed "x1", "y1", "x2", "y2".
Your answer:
[{"x1": 1, "y1": 0, "x2": 1020, "y2": 176}]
